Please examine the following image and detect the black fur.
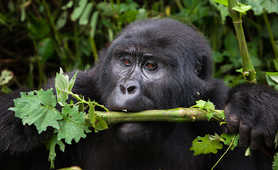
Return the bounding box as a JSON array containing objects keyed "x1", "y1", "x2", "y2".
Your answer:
[{"x1": 0, "y1": 19, "x2": 276, "y2": 170}]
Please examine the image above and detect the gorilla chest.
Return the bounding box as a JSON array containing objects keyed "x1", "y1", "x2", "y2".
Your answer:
[{"x1": 79, "y1": 131, "x2": 208, "y2": 170}]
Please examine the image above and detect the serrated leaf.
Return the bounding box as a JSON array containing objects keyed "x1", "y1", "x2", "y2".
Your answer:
[
  {"x1": 47, "y1": 135, "x2": 65, "y2": 169},
  {"x1": 221, "y1": 134, "x2": 239, "y2": 150},
  {"x1": 10, "y1": 89, "x2": 62, "y2": 133},
  {"x1": 204, "y1": 101, "x2": 215, "y2": 111},
  {"x1": 190, "y1": 134, "x2": 223, "y2": 155},
  {"x1": 57, "y1": 105, "x2": 91, "y2": 144},
  {"x1": 88, "y1": 102, "x2": 108, "y2": 132},
  {"x1": 55, "y1": 69, "x2": 77, "y2": 106},
  {"x1": 192, "y1": 100, "x2": 215, "y2": 111},
  {"x1": 192, "y1": 100, "x2": 207, "y2": 109}
]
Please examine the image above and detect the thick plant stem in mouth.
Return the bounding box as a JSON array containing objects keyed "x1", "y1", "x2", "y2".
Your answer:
[{"x1": 93, "y1": 108, "x2": 224, "y2": 125}]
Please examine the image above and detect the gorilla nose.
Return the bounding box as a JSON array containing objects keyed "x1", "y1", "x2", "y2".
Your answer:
[{"x1": 119, "y1": 81, "x2": 139, "y2": 95}]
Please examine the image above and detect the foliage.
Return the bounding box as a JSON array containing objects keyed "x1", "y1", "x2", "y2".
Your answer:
[
  {"x1": 192, "y1": 100, "x2": 225, "y2": 121},
  {"x1": 273, "y1": 153, "x2": 278, "y2": 170},
  {"x1": 191, "y1": 134, "x2": 224, "y2": 155},
  {"x1": 9, "y1": 69, "x2": 108, "y2": 168},
  {"x1": 0, "y1": 0, "x2": 278, "y2": 89},
  {"x1": 0, "y1": 70, "x2": 13, "y2": 94},
  {"x1": 190, "y1": 100, "x2": 238, "y2": 157},
  {"x1": 1, "y1": 0, "x2": 278, "y2": 169}
]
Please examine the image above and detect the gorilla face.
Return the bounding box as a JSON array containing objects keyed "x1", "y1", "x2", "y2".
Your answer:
[{"x1": 96, "y1": 19, "x2": 213, "y2": 146}]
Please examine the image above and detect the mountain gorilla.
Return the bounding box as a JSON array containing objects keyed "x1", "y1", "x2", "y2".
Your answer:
[{"x1": 1, "y1": 18, "x2": 277, "y2": 170}]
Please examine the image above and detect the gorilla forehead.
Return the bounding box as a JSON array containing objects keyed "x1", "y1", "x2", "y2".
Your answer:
[{"x1": 109, "y1": 18, "x2": 212, "y2": 65}]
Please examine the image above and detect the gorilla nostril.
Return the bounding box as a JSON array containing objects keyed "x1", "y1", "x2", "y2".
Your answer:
[
  {"x1": 120, "y1": 85, "x2": 126, "y2": 94},
  {"x1": 127, "y1": 86, "x2": 136, "y2": 94}
]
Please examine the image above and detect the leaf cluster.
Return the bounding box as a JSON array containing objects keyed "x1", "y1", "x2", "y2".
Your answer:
[{"x1": 9, "y1": 69, "x2": 108, "y2": 168}]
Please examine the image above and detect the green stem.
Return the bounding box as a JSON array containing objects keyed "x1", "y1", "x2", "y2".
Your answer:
[
  {"x1": 211, "y1": 135, "x2": 237, "y2": 170},
  {"x1": 228, "y1": 0, "x2": 256, "y2": 83},
  {"x1": 89, "y1": 37, "x2": 99, "y2": 62},
  {"x1": 175, "y1": 0, "x2": 184, "y2": 11},
  {"x1": 94, "y1": 108, "x2": 224, "y2": 125},
  {"x1": 263, "y1": 12, "x2": 278, "y2": 69}
]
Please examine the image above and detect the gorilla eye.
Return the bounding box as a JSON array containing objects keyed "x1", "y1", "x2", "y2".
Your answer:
[
  {"x1": 120, "y1": 56, "x2": 132, "y2": 67},
  {"x1": 144, "y1": 61, "x2": 158, "y2": 71}
]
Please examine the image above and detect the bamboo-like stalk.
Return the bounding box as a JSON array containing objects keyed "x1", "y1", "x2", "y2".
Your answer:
[
  {"x1": 263, "y1": 11, "x2": 278, "y2": 70},
  {"x1": 228, "y1": 0, "x2": 256, "y2": 83},
  {"x1": 94, "y1": 108, "x2": 224, "y2": 125}
]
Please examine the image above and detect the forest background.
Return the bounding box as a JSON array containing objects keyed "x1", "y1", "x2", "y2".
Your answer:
[{"x1": 0, "y1": 0, "x2": 278, "y2": 93}]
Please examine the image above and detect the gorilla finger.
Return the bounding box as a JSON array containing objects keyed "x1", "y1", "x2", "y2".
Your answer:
[
  {"x1": 238, "y1": 122, "x2": 250, "y2": 147},
  {"x1": 225, "y1": 114, "x2": 240, "y2": 133},
  {"x1": 250, "y1": 129, "x2": 264, "y2": 150},
  {"x1": 264, "y1": 134, "x2": 274, "y2": 149}
]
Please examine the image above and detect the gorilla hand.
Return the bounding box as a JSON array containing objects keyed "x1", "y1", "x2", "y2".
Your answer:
[{"x1": 224, "y1": 84, "x2": 278, "y2": 154}]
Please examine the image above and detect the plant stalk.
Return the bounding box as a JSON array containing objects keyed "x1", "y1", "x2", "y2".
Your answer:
[
  {"x1": 93, "y1": 108, "x2": 224, "y2": 125},
  {"x1": 263, "y1": 11, "x2": 278, "y2": 70},
  {"x1": 228, "y1": 0, "x2": 256, "y2": 83}
]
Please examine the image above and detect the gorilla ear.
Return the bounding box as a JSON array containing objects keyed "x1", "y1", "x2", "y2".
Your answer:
[{"x1": 195, "y1": 55, "x2": 212, "y2": 80}]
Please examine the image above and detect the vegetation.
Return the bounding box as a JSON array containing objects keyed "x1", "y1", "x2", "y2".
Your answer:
[
  {"x1": 1, "y1": 0, "x2": 278, "y2": 91},
  {"x1": 1, "y1": 0, "x2": 278, "y2": 169}
]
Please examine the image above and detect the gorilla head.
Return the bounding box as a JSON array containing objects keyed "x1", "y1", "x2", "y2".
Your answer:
[{"x1": 94, "y1": 19, "x2": 214, "y2": 146}]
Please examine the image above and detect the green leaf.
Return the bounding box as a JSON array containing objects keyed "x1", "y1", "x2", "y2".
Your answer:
[
  {"x1": 79, "y1": 2, "x2": 93, "y2": 25},
  {"x1": 10, "y1": 89, "x2": 62, "y2": 133},
  {"x1": 273, "y1": 153, "x2": 278, "y2": 170},
  {"x1": 246, "y1": 0, "x2": 278, "y2": 15},
  {"x1": 55, "y1": 69, "x2": 77, "y2": 106},
  {"x1": 38, "y1": 38, "x2": 55, "y2": 62},
  {"x1": 192, "y1": 100, "x2": 220, "y2": 120},
  {"x1": 0, "y1": 70, "x2": 13, "y2": 86},
  {"x1": 266, "y1": 72, "x2": 278, "y2": 84},
  {"x1": 213, "y1": 0, "x2": 228, "y2": 6},
  {"x1": 88, "y1": 102, "x2": 108, "y2": 132},
  {"x1": 47, "y1": 135, "x2": 65, "y2": 169},
  {"x1": 232, "y1": 2, "x2": 252, "y2": 15},
  {"x1": 90, "y1": 11, "x2": 99, "y2": 38},
  {"x1": 192, "y1": 100, "x2": 207, "y2": 108},
  {"x1": 56, "y1": 11, "x2": 68, "y2": 30},
  {"x1": 26, "y1": 18, "x2": 50, "y2": 40},
  {"x1": 62, "y1": 1, "x2": 73, "y2": 10},
  {"x1": 192, "y1": 100, "x2": 215, "y2": 111},
  {"x1": 71, "y1": 0, "x2": 88, "y2": 21},
  {"x1": 209, "y1": 0, "x2": 229, "y2": 23},
  {"x1": 57, "y1": 105, "x2": 91, "y2": 144},
  {"x1": 220, "y1": 134, "x2": 239, "y2": 150},
  {"x1": 190, "y1": 134, "x2": 223, "y2": 155}
]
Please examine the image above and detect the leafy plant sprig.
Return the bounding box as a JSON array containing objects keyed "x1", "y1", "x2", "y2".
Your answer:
[{"x1": 9, "y1": 69, "x2": 109, "y2": 168}]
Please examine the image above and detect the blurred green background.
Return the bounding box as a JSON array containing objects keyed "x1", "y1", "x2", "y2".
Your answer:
[{"x1": 0, "y1": 0, "x2": 278, "y2": 93}]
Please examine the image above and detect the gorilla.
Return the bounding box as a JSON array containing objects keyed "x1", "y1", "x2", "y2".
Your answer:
[{"x1": 0, "y1": 18, "x2": 277, "y2": 170}]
